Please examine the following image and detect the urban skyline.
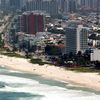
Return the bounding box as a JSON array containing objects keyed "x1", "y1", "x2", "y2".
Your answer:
[
  {"x1": 0, "y1": 0, "x2": 100, "y2": 13},
  {"x1": 0, "y1": 0, "x2": 100, "y2": 99}
]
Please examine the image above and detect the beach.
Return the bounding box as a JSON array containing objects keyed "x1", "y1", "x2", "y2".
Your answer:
[{"x1": 0, "y1": 55, "x2": 100, "y2": 91}]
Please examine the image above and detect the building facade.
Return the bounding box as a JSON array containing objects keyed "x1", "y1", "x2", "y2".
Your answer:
[
  {"x1": 65, "y1": 24, "x2": 89, "y2": 54},
  {"x1": 25, "y1": 0, "x2": 59, "y2": 17},
  {"x1": 91, "y1": 49, "x2": 100, "y2": 61},
  {"x1": 18, "y1": 12, "x2": 45, "y2": 35},
  {"x1": 58, "y1": 0, "x2": 78, "y2": 14},
  {"x1": 1, "y1": 0, "x2": 9, "y2": 11},
  {"x1": 80, "y1": 0, "x2": 99, "y2": 11},
  {"x1": 9, "y1": 0, "x2": 21, "y2": 10}
]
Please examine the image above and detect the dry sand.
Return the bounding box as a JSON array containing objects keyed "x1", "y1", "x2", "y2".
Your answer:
[{"x1": 0, "y1": 55, "x2": 100, "y2": 91}]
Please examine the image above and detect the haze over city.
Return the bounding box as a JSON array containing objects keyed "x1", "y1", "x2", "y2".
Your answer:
[{"x1": 0, "y1": 0, "x2": 100, "y2": 100}]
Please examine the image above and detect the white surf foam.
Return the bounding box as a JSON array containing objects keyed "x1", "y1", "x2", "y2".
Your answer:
[{"x1": 0, "y1": 74, "x2": 100, "y2": 100}]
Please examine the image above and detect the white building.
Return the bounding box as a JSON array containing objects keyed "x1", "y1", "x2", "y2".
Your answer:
[
  {"x1": 65, "y1": 24, "x2": 89, "y2": 54},
  {"x1": 91, "y1": 49, "x2": 100, "y2": 61}
]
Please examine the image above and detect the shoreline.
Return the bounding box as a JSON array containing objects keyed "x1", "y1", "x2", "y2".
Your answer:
[{"x1": 0, "y1": 55, "x2": 100, "y2": 92}]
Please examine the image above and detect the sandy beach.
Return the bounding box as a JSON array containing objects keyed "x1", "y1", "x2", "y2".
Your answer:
[{"x1": 0, "y1": 55, "x2": 100, "y2": 91}]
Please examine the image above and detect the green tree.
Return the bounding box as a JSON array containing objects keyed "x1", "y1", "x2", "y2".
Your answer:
[{"x1": 0, "y1": 33, "x2": 4, "y2": 48}]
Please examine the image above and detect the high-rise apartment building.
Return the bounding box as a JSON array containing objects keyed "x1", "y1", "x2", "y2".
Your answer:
[
  {"x1": 80, "y1": 0, "x2": 99, "y2": 11},
  {"x1": 0, "y1": 0, "x2": 26, "y2": 11},
  {"x1": 1, "y1": 0, "x2": 6, "y2": 10},
  {"x1": 65, "y1": 24, "x2": 89, "y2": 54},
  {"x1": 18, "y1": 12, "x2": 45, "y2": 35},
  {"x1": 68, "y1": 0, "x2": 77, "y2": 13},
  {"x1": 25, "y1": 0, "x2": 59, "y2": 17},
  {"x1": 58, "y1": 0, "x2": 78, "y2": 14},
  {"x1": 1, "y1": 0, "x2": 9, "y2": 11},
  {"x1": 9, "y1": 0, "x2": 25, "y2": 10},
  {"x1": 9, "y1": 0, "x2": 20, "y2": 10}
]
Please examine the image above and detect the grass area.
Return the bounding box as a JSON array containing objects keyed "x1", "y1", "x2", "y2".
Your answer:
[
  {"x1": 30, "y1": 58, "x2": 52, "y2": 65},
  {"x1": 1, "y1": 52, "x2": 25, "y2": 58},
  {"x1": 0, "y1": 48, "x2": 6, "y2": 52},
  {"x1": 66, "y1": 67, "x2": 100, "y2": 73}
]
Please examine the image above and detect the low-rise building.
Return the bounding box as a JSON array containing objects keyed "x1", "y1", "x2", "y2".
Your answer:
[{"x1": 91, "y1": 49, "x2": 100, "y2": 61}]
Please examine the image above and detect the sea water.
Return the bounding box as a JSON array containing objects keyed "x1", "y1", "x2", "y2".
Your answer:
[{"x1": 0, "y1": 67, "x2": 100, "y2": 100}]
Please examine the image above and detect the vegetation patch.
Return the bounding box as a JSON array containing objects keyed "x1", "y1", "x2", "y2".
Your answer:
[
  {"x1": 66, "y1": 67, "x2": 100, "y2": 73},
  {"x1": 30, "y1": 58, "x2": 52, "y2": 65},
  {"x1": 1, "y1": 52, "x2": 25, "y2": 58}
]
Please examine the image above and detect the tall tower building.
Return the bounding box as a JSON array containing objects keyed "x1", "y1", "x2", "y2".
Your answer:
[
  {"x1": 58, "y1": 0, "x2": 78, "y2": 14},
  {"x1": 59, "y1": 0, "x2": 65, "y2": 13},
  {"x1": 0, "y1": 0, "x2": 9, "y2": 11},
  {"x1": 19, "y1": 12, "x2": 45, "y2": 35},
  {"x1": 68, "y1": 0, "x2": 77, "y2": 13},
  {"x1": 1, "y1": 0, "x2": 6, "y2": 10},
  {"x1": 80, "y1": 0, "x2": 99, "y2": 11},
  {"x1": 25, "y1": 0, "x2": 59, "y2": 17},
  {"x1": 9, "y1": 0, "x2": 21, "y2": 10},
  {"x1": 65, "y1": 24, "x2": 89, "y2": 54}
]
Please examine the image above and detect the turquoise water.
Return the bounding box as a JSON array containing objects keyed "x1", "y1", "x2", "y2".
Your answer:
[{"x1": 0, "y1": 67, "x2": 100, "y2": 100}]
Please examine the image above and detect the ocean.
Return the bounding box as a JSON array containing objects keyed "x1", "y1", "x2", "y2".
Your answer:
[{"x1": 0, "y1": 67, "x2": 100, "y2": 100}]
